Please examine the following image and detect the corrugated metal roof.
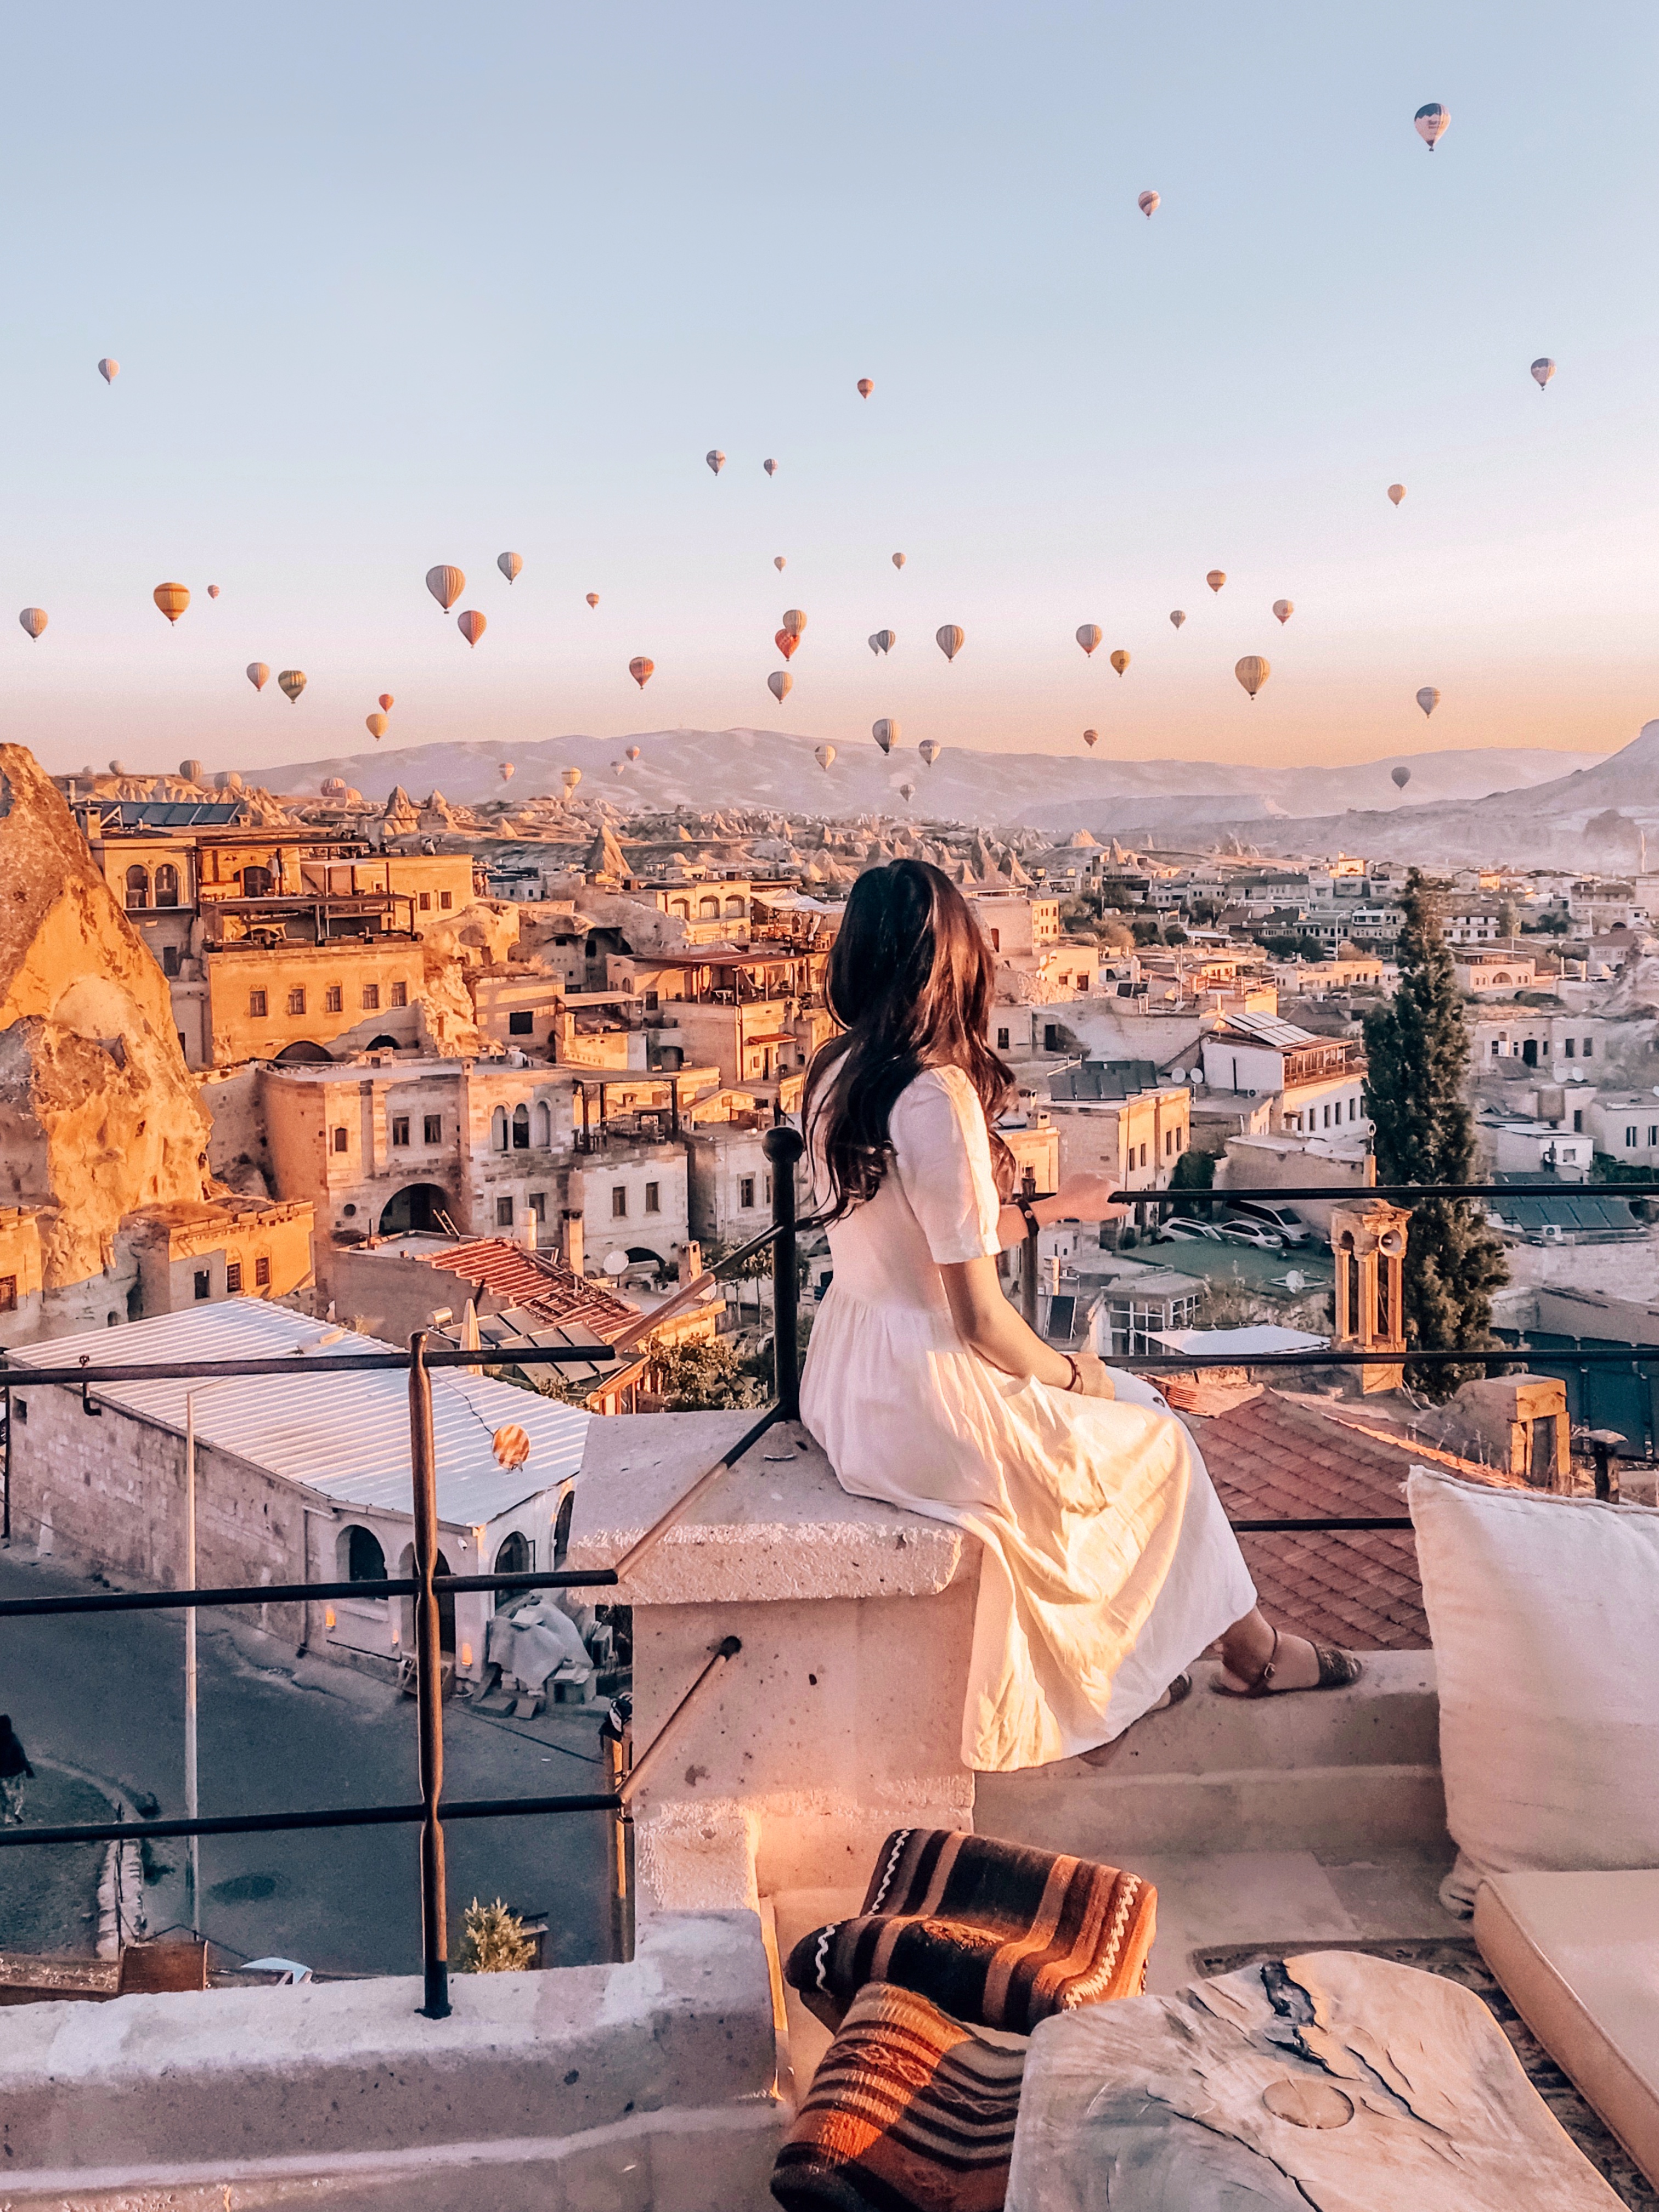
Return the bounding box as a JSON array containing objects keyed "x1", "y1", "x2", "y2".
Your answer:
[
  {"x1": 9, "y1": 1304, "x2": 590, "y2": 1529},
  {"x1": 1212, "y1": 1010, "x2": 1321, "y2": 1049}
]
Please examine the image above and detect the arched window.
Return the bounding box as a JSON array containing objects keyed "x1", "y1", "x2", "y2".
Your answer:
[
  {"x1": 532, "y1": 1100, "x2": 552, "y2": 1147},
  {"x1": 491, "y1": 1105, "x2": 509, "y2": 1152},
  {"x1": 242, "y1": 864, "x2": 274, "y2": 898},
  {"x1": 670, "y1": 899, "x2": 690, "y2": 919},
  {"x1": 340, "y1": 1525, "x2": 387, "y2": 1584},
  {"x1": 698, "y1": 897, "x2": 720, "y2": 919},
  {"x1": 154, "y1": 864, "x2": 180, "y2": 907},
  {"x1": 125, "y1": 865, "x2": 150, "y2": 910},
  {"x1": 493, "y1": 1530, "x2": 530, "y2": 1609},
  {"x1": 724, "y1": 895, "x2": 746, "y2": 918},
  {"x1": 511, "y1": 1103, "x2": 530, "y2": 1150}
]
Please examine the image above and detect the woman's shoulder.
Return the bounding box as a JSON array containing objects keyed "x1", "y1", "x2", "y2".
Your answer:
[{"x1": 891, "y1": 1063, "x2": 985, "y2": 1132}]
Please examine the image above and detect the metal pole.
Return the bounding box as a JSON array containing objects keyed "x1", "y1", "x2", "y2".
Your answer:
[
  {"x1": 764, "y1": 1126, "x2": 803, "y2": 1421},
  {"x1": 408, "y1": 1332, "x2": 450, "y2": 2020},
  {"x1": 184, "y1": 1392, "x2": 199, "y2": 1937},
  {"x1": 600, "y1": 1702, "x2": 633, "y2": 1964},
  {"x1": 1018, "y1": 1169, "x2": 1040, "y2": 1329}
]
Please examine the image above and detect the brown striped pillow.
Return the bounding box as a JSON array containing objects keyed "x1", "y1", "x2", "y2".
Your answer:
[
  {"x1": 771, "y1": 1979, "x2": 1025, "y2": 2212},
  {"x1": 785, "y1": 1827, "x2": 1155, "y2": 2036}
]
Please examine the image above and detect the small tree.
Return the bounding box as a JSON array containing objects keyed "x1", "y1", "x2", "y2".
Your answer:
[
  {"x1": 458, "y1": 1897, "x2": 536, "y2": 1973},
  {"x1": 651, "y1": 1335, "x2": 766, "y2": 1410},
  {"x1": 1361, "y1": 870, "x2": 1506, "y2": 1398}
]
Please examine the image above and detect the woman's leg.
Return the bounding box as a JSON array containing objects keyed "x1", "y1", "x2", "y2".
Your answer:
[{"x1": 1217, "y1": 1607, "x2": 1324, "y2": 1693}]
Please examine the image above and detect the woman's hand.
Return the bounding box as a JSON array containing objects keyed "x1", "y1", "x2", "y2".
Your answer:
[
  {"x1": 1052, "y1": 1174, "x2": 1131, "y2": 1224},
  {"x1": 1069, "y1": 1351, "x2": 1117, "y2": 1400}
]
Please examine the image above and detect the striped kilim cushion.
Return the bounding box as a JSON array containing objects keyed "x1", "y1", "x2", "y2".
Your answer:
[
  {"x1": 785, "y1": 1827, "x2": 1156, "y2": 2036},
  {"x1": 771, "y1": 1980, "x2": 1025, "y2": 2212}
]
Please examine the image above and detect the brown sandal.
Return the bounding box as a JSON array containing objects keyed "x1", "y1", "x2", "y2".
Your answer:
[{"x1": 1214, "y1": 1626, "x2": 1364, "y2": 1699}]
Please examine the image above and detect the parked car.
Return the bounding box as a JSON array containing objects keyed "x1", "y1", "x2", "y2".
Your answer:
[
  {"x1": 1217, "y1": 1217, "x2": 1287, "y2": 1251},
  {"x1": 1226, "y1": 1200, "x2": 1313, "y2": 1247},
  {"x1": 1158, "y1": 1217, "x2": 1225, "y2": 1243}
]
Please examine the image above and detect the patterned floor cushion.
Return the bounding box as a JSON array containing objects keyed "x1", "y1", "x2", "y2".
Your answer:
[
  {"x1": 772, "y1": 1979, "x2": 1026, "y2": 2212},
  {"x1": 785, "y1": 1827, "x2": 1156, "y2": 2036}
]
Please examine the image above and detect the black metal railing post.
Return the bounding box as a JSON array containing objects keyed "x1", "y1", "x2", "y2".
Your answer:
[
  {"x1": 408, "y1": 1331, "x2": 450, "y2": 2021},
  {"x1": 1018, "y1": 1170, "x2": 1040, "y2": 1329},
  {"x1": 764, "y1": 1125, "x2": 803, "y2": 1421}
]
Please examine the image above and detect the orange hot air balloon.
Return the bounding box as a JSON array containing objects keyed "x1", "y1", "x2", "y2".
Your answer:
[
  {"x1": 857, "y1": 377, "x2": 874, "y2": 398},
  {"x1": 366, "y1": 713, "x2": 388, "y2": 740},
  {"x1": 492, "y1": 1424, "x2": 531, "y2": 1470},
  {"x1": 425, "y1": 564, "x2": 464, "y2": 611},
  {"x1": 1076, "y1": 624, "x2": 1102, "y2": 657},
  {"x1": 782, "y1": 608, "x2": 807, "y2": 638},
  {"x1": 892, "y1": 551, "x2": 906, "y2": 569},
  {"x1": 499, "y1": 762, "x2": 514, "y2": 782},
  {"x1": 1206, "y1": 571, "x2": 1226, "y2": 594},
  {"x1": 1109, "y1": 649, "x2": 1130, "y2": 676},
  {"x1": 775, "y1": 629, "x2": 798, "y2": 661},
  {"x1": 774, "y1": 556, "x2": 787, "y2": 571},
  {"x1": 498, "y1": 551, "x2": 523, "y2": 584},
  {"x1": 629, "y1": 656, "x2": 653, "y2": 688},
  {"x1": 1083, "y1": 729, "x2": 1098, "y2": 748},
  {"x1": 278, "y1": 669, "x2": 307, "y2": 703},
  {"x1": 1170, "y1": 609, "x2": 1186, "y2": 629},
  {"x1": 378, "y1": 692, "x2": 394, "y2": 712},
  {"x1": 768, "y1": 670, "x2": 793, "y2": 704},
  {"x1": 153, "y1": 582, "x2": 190, "y2": 624},
  {"x1": 98, "y1": 357, "x2": 119, "y2": 383},
  {"x1": 625, "y1": 745, "x2": 641, "y2": 761},
  {"x1": 1234, "y1": 655, "x2": 1269, "y2": 699},
  {"x1": 586, "y1": 592, "x2": 600, "y2": 607},
  {"x1": 18, "y1": 607, "x2": 47, "y2": 640},
  {"x1": 936, "y1": 625, "x2": 964, "y2": 662},
  {"x1": 207, "y1": 584, "x2": 221, "y2": 600},
  {"x1": 1273, "y1": 599, "x2": 1294, "y2": 624},
  {"x1": 872, "y1": 719, "x2": 899, "y2": 753},
  {"x1": 1387, "y1": 483, "x2": 1406, "y2": 507},
  {"x1": 457, "y1": 610, "x2": 487, "y2": 646},
  {"x1": 246, "y1": 662, "x2": 270, "y2": 692}
]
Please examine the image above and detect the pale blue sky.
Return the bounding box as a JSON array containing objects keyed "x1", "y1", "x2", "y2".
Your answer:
[{"x1": 3, "y1": 1, "x2": 1654, "y2": 776}]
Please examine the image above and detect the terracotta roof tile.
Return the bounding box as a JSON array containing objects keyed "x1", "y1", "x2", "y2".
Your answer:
[{"x1": 425, "y1": 1239, "x2": 640, "y2": 1345}]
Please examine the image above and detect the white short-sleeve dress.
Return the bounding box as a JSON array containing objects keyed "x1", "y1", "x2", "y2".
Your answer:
[{"x1": 800, "y1": 1064, "x2": 1257, "y2": 1773}]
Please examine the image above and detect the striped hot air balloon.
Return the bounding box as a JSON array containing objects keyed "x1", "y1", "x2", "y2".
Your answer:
[
  {"x1": 872, "y1": 719, "x2": 899, "y2": 753},
  {"x1": 935, "y1": 625, "x2": 964, "y2": 662},
  {"x1": 918, "y1": 739, "x2": 940, "y2": 767},
  {"x1": 768, "y1": 670, "x2": 792, "y2": 704},
  {"x1": 278, "y1": 669, "x2": 307, "y2": 703},
  {"x1": 246, "y1": 662, "x2": 269, "y2": 692},
  {"x1": 492, "y1": 1425, "x2": 531, "y2": 1469},
  {"x1": 426, "y1": 565, "x2": 464, "y2": 611},
  {"x1": 1234, "y1": 656, "x2": 1270, "y2": 699},
  {"x1": 629, "y1": 656, "x2": 653, "y2": 688},
  {"x1": 497, "y1": 551, "x2": 523, "y2": 583},
  {"x1": 782, "y1": 608, "x2": 807, "y2": 638},
  {"x1": 1083, "y1": 729, "x2": 1098, "y2": 748},
  {"x1": 18, "y1": 607, "x2": 47, "y2": 640},
  {"x1": 457, "y1": 610, "x2": 487, "y2": 646},
  {"x1": 153, "y1": 582, "x2": 190, "y2": 624},
  {"x1": 1137, "y1": 190, "x2": 1160, "y2": 217},
  {"x1": 1206, "y1": 571, "x2": 1226, "y2": 594},
  {"x1": 1076, "y1": 624, "x2": 1102, "y2": 657}
]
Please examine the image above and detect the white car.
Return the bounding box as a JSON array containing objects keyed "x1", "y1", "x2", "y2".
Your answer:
[
  {"x1": 1228, "y1": 1200, "x2": 1313, "y2": 1247},
  {"x1": 1158, "y1": 1217, "x2": 1225, "y2": 1243},
  {"x1": 1218, "y1": 1218, "x2": 1287, "y2": 1252}
]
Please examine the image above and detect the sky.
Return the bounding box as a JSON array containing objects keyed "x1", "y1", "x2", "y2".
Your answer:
[{"x1": 3, "y1": 1, "x2": 1655, "y2": 780}]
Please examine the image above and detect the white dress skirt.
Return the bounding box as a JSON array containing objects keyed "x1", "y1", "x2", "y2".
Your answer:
[{"x1": 800, "y1": 1065, "x2": 1257, "y2": 1774}]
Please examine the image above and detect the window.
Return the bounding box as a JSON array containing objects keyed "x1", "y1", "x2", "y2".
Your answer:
[
  {"x1": 1573, "y1": 1110, "x2": 1584, "y2": 1133},
  {"x1": 989, "y1": 928, "x2": 1000, "y2": 952},
  {"x1": 161, "y1": 945, "x2": 180, "y2": 978},
  {"x1": 1628, "y1": 1127, "x2": 1639, "y2": 1148},
  {"x1": 332, "y1": 1126, "x2": 349, "y2": 1154},
  {"x1": 439, "y1": 890, "x2": 453, "y2": 910},
  {"x1": 0, "y1": 1276, "x2": 16, "y2": 1313},
  {"x1": 392, "y1": 1116, "x2": 410, "y2": 1147},
  {"x1": 424, "y1": 1114, "x2": 442, "y2": 1144},
  {"x1": 125, "y1": 865, "x2": 150, "y2": 909},
  {"x1": 361, "y1": 985, "x2": 380, "y2": 1011},
  {"x1": 528, "y1": 1191, "x2": 546, "y2": 1223},
  {"x1": 532, "y1": 1101, "x2": 552, "y2": 1146},
  {"x1": 1583, "y1": 1037, "x2": 1594, "y2": 1058},
  {"x1": 739, "y1": 1175, "x2": 756, "y2": 1210},
  {"x1": 1565, "y1": 1037, "x2": 1575, "y2": 1058},
  {"x1": 1649, "y1": 1126, "x2": 1657, "y2": 1147},
  {"x1": 699, "y1": 897, "x2": 719, "y2": 919},
  {"x1": 287, "y1": 988, "x2": 306, "y2": 1016},
  {"x1": 611, "y1": 1186, "x2": 628, "y2": 1218},
  {"x1": 390, "y1": 981, "x2": 408, "y2": 1008},
  {"x1": 492, "y1": 1530, "x2": 532, "y2": 1607},
  {"x1": 1323, "y1": 1104, "x2": 1331, "y2": 1128},
  {"x1": 509, "y1": 1010, "x2": 534, "y2": 1035},
  {"x1": 345, "y1": 1526, "x2": 387, "y2": 1583},
  {"x1": 419, "y1": 891, "x2": 431, "y2": 912},
  {"x1": 249, "y1": 989, "x2": 268, "y2": 1018},
  {"x1": 645, "y1": 1181, "x2": 661, "y2": 1213},
  {"x1": 225, "y1": 1261, "x2": 243, "y2": 1293},
  {"x1": 1138, "y1": 1142, "x2": 1148, "y2": 1169},
  {"x1": 644, "y1": 990, "x2": 659, "y2": 1012},
  {"x1": 255, "y1": 1255, "x2": 270, "y2": 1288},
  {"x1": 996, "y1": 1027, "x2": 1011, "y2": 1051},
  {"x1": 496, "y1": 1197, "x2": 514, "y2": 1227},
  {"x1": 491, "y1": 1106, "x2": 509, "y2": 1151},
  {"x1": 155, "y1": 863, "x2": 180, "y2": 907},
  {"x1": 511, "y1": 1104, "x2": 530, "y2": 1150},
  {"x1": 1164, "y1": 1130, "x2": 1174, "y2": 1155},
  {"x1": 325, "y1": 985, "x2": 343, "y2": 1014},
  {"x1": 194, "y1": 1270, "x2": 211, "y2": 1300}
]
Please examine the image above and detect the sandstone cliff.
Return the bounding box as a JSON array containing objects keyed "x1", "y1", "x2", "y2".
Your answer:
[{"x1": 0, "y1": 746, "x2": 212, "y2": 1290}]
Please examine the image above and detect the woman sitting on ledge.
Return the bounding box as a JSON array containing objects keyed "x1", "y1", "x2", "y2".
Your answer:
[{"x1": 800, "y1": 858, "x2": 1360, "y2": 1775}]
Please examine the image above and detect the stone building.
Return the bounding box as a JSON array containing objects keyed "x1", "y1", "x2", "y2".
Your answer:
[{"x1": 1042, "y1": 1062, "x2": 1192, "y2": 1193}]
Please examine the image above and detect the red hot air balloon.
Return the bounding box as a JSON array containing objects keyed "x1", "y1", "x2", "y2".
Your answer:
[
  {"x1": 629, "y1": 656, "x2": 653, "y2": 688},
  {"x1": 1083, "y1": 729, "x2": 1098, "y2": 748},
  {"x1": 775, "y1": 629, "x2": 798, "y2": 661},
  {"x1": 586, "y1": 592, "x2": 600, "y2": 607},
  {"x1": 856, "y1": 377, "x2": 873, "y2": 398},
  {"x1": 378, "y1": 692, "x2": 394, "y2": 712},
  {"x1": 207, "y1": 585, "x2": 221, "y2": 600},
  {"x1": 457, "y1": 610, "x2": 487, "y2": 646}
]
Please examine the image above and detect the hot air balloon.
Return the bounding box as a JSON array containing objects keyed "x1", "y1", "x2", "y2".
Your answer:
[
  {"x1": 625, "y1": 744, "x2": 641, "y2": 761},
  {"x1": 98, "y1": 357, "x2": 119, "y2": 383},
  {"x1": 366, "y1": 713, "x2": 388, "y2": 741},
  {"x1": 706, "y1": 449, "x2": 725, "y2": 475},
  {"x1": 321, "y1": 777, "x2": 349, "y2": 800},
  {"x1": 768, "y1": 670, "x2": 793, "y2": 704},
  {"x1": 1392, "y1": 765, "x2": 1412, "y2": 789},
  {"x1": 1234, "y1": 655, "x2": 1269, "y2": 700},
  {"x1": 278, "y1": 669, "x2": 307, "y2": 703},
  {"x1": 775, "y1": 630, "x2": 798, "y2": 661},
  {"x1": 1082, "y1": 729, "x2": 1098, "y2": 748},
  {"x1": 892, "y1": 552, "x2": 906, "y2": 570},
  {"x1": 763, "y1": 458, "x2": 777, "y2": 477},
  {"x1": 1206, "y1": 571, "x2": 1226, "y2": 594},
  {"x1": 919, "y1": 739, "x2": 941, "y2": 768},
  {"x1": 1414, "y1": 101, "x2": 1449, "y2": 151},
  {"x1": 207, "y1": 584, "x2": 221, "y2": 599},
  {"x1": 815, "y1": 744, "x2": 836, "y2": 772},
  {"x1": 774, "y1": 556, "x2": 786, "y2": 571},
  {"x1": 490, "y1": 1421, "x2": 531, "y2": 1470},
  {"x1": 562, "y1": 768, "x2": 582, "y2": 795},
  {"x1": 870, "y1": 629, "x2": 896, "y2": 655},
  {"x1": 1387, "y1": 484, "x2": 1406, "y2": 507},
  {"x1": 492, "y1": 764, "x2": 510, "y2": 786},
  {"x1": 378, "y1": 692, "x2": 394, "y2": 712},
  {"x1": 1273, "y1": 599, "x2": 1294, "y2": 625},
  {"x1": 586, "y1": 592, "x2": 600, "y2": 607},
  {"x1": 1417, "y1": 686, "x2": 1440, "y2": 718},
  {"x1": 899, "y1": 781, "x2": 915, "y2": 803},
  {"x1": 426, "y1": 565, "x2": 464, "y2": 611},
  {"x1": 246, "y1": 662, "x2": 269, "y2": 692},
  {"x1": 498, "y1": 551, "x2": 523, "y2": 584},
  {"x1": 936, "y1": 625, "x2": 964, "y2": 662},
  {"x1": 782, "y1": 608, "x2": 807, "y2": 638},
  {"x1": 1137, "y1": 189, "x2": 1160, "y2": 217},
  {"x1": 1110, "y1": 649, "x2": 1130, "y2": 676},
  {"x1": 629, "y1": 656, "x2": 653, "y2": 688},
  {"x1": 612, "y1": 760, "x2": 627, "y2": 777},
  {"x1": 457, "y1": 610, "x2": 486, "y2": 647},
  {"x1": 872, "y1": 719, "x2": 899, "y2": 754},
  {"x1": 19, "y1": 608, "x2": 46, "y2": 640},
  {"x1": 1532, "y1": 357, "x2": 1556, "y2": 391},
  {"x1": 153, "y1": 582, "x2": 190, "y2": 624},
  {"x1": 1076, "y1": 624, "x2": 1102, "y2": 657},
  {"x1": 179, "y1": 759, "x2": 202, "y2": 782},
  {"x1": 1170, "y1": 610, "x2": 1186, "y2": 629},
  {"x1": 857, "y1": 377, "x2": 873, "y2": 398},
  {"x1": 109, "y1": 759, "x2": 126, "y2": 775}
]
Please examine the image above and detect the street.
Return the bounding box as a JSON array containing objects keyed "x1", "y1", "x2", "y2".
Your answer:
[{"x1": 0, "y1": 1548, "x2": 612, "y2": 1975}]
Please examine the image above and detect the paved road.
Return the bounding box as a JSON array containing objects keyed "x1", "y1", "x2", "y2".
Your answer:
[{"x1": 0, "y1": 1548, "x2": 612, "y2": 1974}]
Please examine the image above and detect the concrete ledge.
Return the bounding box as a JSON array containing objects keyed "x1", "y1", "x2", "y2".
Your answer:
[{"x1": 0, "y1": 1911, "x2": 781, "y2": 2207}]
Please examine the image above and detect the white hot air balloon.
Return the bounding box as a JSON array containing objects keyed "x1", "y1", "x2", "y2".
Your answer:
[
  {"x1": 98, "y1": 357, "x2": 119, "y2": 384},
  {"x1": 935, "y1": 624, "x2": 964, "y2": 662},
  {"x1": 1531, "y1": 357, "x2": 1556, "y2": 391},
  {"x1": 872, "y1": 719, "x2": 899, "y2": 754},
  {"x1": 815, "y1": 744, "x2": 836, "y2": 772},
  {"x1": 706, "y1": 449, "x2": 725, "y2": 475},
  {"x1": 1414, "y1": 101, "x2": 1449, "y2": 151},
  {"x1": 899, "y1": 781, "x2": 915, "y2": 803},
  {"x1": 768, "y1": 670, "x2": 793, "y2": 704},
  {"x1": 1272, "y1": 599, "x2": 1294, "y2": 625},
  {"x1": 1137, "y1": 189, "x2": 1160, "y2": 217},
  {"x1": 497, "y1": 551, "x2": 523, "y2": 584},
  {"x1": 1417, "y1": 686, "x2": 1441, "y2": 718},
  {"x1": 918, "y1": 739, "x2": 940, "y2": 767},
  {"x1": 1076, "y1": 623, "x2": 1102, "y2": 657}
]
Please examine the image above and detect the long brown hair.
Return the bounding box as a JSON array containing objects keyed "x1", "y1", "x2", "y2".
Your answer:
[{"x1": 804, "y1": 859, "x2": 1016, "y2": 1222}]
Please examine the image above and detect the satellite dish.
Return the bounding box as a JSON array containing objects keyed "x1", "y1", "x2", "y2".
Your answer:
[
  {"x1": 1284, "y1": 1270, "x2": 1306, "y2": 1294},
  {"x1": 1191, "y1": 1069, "x2": 1205, "y2": 1086},
  {"x1": 602, "y1": 1249, "x2": 630, "y2": 1276},
  {"x1": 1170, "y1": 1068, "x2": 1186, "y2": 1082}
]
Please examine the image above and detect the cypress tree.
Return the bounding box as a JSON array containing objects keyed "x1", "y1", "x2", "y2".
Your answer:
[{"x1": 1361, "y1": 869, "x2": 1507, "y2": 1398}]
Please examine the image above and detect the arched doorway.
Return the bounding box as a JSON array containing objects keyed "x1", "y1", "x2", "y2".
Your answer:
[
  {"x1": 275, "y1": 1037, "x2": 332, "y2": 1064},
  {"x1": 365, "y1": 1035, "x2": 400, "y2": 1052},
  {"x1": 379, "y1": 1183, "x2": 452, "y2": 1235},
  {"x1": 493, "y1": 1530, "x2": 530, "y2": 1609},
  {"x1": 397, "y1": 1546, "x2": 456, "y2": 1656}
]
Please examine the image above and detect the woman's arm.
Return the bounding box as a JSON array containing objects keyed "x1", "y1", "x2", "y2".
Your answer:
[
  {"x1": 938, "y1": 1255, "x2": 1115, "y2": 1397},
  {"x1": 991, "y1": 1171, "x2": 1130, "y2": 1254}
]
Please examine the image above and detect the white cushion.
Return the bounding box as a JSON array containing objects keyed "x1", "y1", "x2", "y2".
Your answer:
[
  {"x1": 1476, "y1": 1870, "x2": 1659, "y2": 2187},
  {"x1": 1409, "y1": 1469, "x2": 1659, "y2": 1902}
]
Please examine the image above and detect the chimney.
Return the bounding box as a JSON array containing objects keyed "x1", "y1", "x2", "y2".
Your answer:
[
  {"x1": 682, "y1": 1239, "x2": 702, "y2": 1285},
  {"x1": 560, "y1": 1209, "x2": 585, "y2": 1277}
]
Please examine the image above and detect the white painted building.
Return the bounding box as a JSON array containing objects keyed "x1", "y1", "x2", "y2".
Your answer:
[
  {"x1": 685, "y1": 1123, "x2": 777, "y2": 1245},
  {"x1": 1199, "y1": 1012, "x2": 1369, "y2": 1141}
]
